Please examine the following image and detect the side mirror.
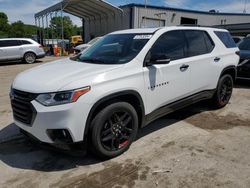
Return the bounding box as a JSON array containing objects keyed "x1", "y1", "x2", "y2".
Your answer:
[{"x1": 145, "y1": 53, "x2": 171, "y2": 66}]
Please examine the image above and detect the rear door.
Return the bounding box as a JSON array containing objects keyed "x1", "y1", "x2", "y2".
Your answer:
[
  {"x1": 183, "y1": 30, "x2": 216, "y2": 93},
  {"x1": 4, "y1": 40, "x2": 23, "y2": 60}
]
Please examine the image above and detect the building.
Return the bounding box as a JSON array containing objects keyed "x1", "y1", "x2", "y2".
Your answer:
[{"x1": 35, "y1": 0, "x2": 250, "y2": 44}]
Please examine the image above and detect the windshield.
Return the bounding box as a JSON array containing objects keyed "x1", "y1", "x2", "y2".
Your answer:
[
  {"x1": 77, "y1": 34, "x2": 151, "y2": 64},
  {"x1": 239, "y1": 38, "x2": 250, "y2": 50},
  {"x1": 88, "y1": 37, "x2": 101, "y2": 45}
]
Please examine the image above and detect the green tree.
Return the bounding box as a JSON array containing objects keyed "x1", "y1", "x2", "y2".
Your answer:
[
  {"x1": 50, "y1": 16, "x2": 80, "y2": 39},
  {"x1": 23, "y1": 24, "x2": 37, "y2": 37},
  {"x1": 0, "y1": 12, "x2": 10, "y2": 37},
  {"x1": 9, "y1": 21, "x2": 25, "y2": 37}
]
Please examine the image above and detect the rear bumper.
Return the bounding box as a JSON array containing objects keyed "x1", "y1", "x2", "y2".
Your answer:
[{"x1": 37, "y1": 53, "x2": 46, "y2": 59}]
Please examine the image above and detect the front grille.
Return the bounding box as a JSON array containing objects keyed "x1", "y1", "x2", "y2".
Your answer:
[{"x1": 10, "y1": 89, "x2": 38, "y2": 126}]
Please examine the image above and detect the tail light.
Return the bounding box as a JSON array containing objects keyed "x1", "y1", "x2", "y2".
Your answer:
[{"x1": 39, "y1": 45, "x2": 43, "y2": 48}]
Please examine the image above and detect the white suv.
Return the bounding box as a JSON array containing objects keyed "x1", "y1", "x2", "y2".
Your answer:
[
  {"x1": 10, "y1": 26, "x2": 239, "y2": 158},
  {"x1": 0, "y1": 38, "x2": 45, "y2": 64}
]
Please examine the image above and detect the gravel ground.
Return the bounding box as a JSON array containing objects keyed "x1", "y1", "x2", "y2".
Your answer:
[{"x1": 0, "y1": 57, "x2": 250, "y2": 188}]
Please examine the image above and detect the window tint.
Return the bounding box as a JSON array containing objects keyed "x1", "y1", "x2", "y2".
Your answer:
[
  {"x1": 214, "y1": 31, "x2": 236, "y2": 48},
  {"x1": 185, "y1": 31, "x2": 208, "y2": 57},
  {"x1": 150, "y1": 30, "x2": 186, "y2": 61},
  {"x1": 21, "y1": 40, "x2": 32, "y2": 45},
  {"x1": 233, "y1": 38, "x2": 241, "y2": 44},
  {"x1": 184, "y1": 30, "x2": 214, "y2": 57},
  {"x1": 203, "y1": 32, "x2": 215, "y2": 52},
  {"x1": 0, "y1": 41, "x2": 5, "y2": 47},
  {"x1": 0, "y1": 40, "x2": 21, "y2": 47}
]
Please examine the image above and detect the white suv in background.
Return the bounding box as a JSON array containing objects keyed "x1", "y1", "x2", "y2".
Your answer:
[
  {"x1": 0, "y1": 38, "x2": 45, "y2": 64},
  {"x1": 10, "y1": 26, "x2": 239, "y2": 158}
]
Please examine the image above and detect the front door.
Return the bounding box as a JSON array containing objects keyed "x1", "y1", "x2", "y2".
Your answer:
[
  {"x1": 0, "y1": 40, "x2": 6, "y2": 61},
  {"x1": 143, "y1": 30, "x2": 190, "y2": 114},
  {"x1": 4, "y1": 40, "x2": 23, "y2": 60}
]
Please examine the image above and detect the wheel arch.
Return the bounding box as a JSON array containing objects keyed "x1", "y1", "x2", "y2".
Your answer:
[
  {"x1": 220, "y1": 65, "x2": 237, "y2": 82},
  {"x1": 84, "y1": 90, "x2": 145, "y2": 139}
]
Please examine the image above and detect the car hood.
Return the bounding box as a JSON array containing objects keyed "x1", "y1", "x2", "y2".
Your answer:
[{"x1": 13, "y1": 58, "x2": 123, "y2": 93}]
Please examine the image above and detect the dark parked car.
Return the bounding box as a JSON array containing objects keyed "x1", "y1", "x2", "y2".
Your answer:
[
  {"x1": 238, "y1": 37, "x2": 250, "y2": 80},
  {"x1": 232, "y1": 36, "x2": 244, "y2": 45}
]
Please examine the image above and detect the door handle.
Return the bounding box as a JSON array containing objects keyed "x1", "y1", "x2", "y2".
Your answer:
[
  {"x1": 180, "y1": 64, "x2": 189, "y2": 72},
  {"x1": 214, "y1": 57, "x2": 221, "y2": 62}
]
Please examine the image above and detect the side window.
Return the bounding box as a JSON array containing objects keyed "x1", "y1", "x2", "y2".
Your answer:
[
  {"x1": 185, "y1": 30, "x2": 213, "y2": 57},
  {"x1": 0, "y1": 41, "x2": 6, "y2": 47},
  {"x1": 214, "y1": 31, "x2": 236, "y2": 48},
  {"x1": 150, "y1": 30, "x2": 186, "y2": 61},
  {"x1": 21, "y1": 40, "x2": 32, "y2": 45},
  {"x1": 0, "y1": 40, "x2": 21, "y2": 47},
  {"x1": 203, "y1": 32, "x2": 215, "y2": 52},
  {"x1": 10, "y1": 40, "x2": 21, "y2": 46}
]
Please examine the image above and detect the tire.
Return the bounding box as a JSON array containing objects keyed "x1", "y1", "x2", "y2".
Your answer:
[
  {"x1": 90, "y1": 102, "x2": 138, "y2": 159},
  {"x1": 212, "y1": 74, "x2": 233, "y2": 108},
  {"x1": 24, "y1": 52, "x2": 36, "y2": 64}
]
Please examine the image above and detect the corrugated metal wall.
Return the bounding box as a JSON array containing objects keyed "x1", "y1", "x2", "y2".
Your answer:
[
  {"x1": 133, "y1": 6, "x2": 250, "y2": 28},
  {"x1": 84, "y1": 5, "x2": 250, "y2": 41}
]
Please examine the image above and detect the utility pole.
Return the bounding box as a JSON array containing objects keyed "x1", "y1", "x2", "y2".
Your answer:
[
  {"x1": 144, "y1": 0, "x2": 148, "y2": 27},
  {"x1": 243, "y1": 0, "x2": 247, "y2": 13}
]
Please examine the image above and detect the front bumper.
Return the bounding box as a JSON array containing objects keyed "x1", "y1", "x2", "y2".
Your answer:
[{"x1": 14, "y1": 99, "x2": 92, "y2": 144}]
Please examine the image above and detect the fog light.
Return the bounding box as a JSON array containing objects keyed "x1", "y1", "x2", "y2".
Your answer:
[{"x1": 47, "y1": 129, "x2": 73, "y2": 143}]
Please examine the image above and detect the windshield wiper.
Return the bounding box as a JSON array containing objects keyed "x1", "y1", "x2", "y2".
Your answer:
[{"x1": 81, "y1": 58, "x2": 107, "y2": 64}]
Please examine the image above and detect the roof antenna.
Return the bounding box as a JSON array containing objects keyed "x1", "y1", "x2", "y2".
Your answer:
[{"x1": 243, "y1": 0, "x2": 247, "y2": 13}]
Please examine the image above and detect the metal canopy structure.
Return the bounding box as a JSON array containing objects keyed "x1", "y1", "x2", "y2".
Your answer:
[{"x1": 34, "y1": 0, "x2": 123, "y2": 45}]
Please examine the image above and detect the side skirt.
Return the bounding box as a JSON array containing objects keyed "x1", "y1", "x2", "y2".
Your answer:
[
  {"x1": 143, "y1": 90, "x2": 216, "y2": 127},
  {"x1": 236, "y1": 77, "x2": 250, "y2": 80}
]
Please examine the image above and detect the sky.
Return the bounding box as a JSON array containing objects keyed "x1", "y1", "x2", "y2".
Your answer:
[{"x1": 0, "y1": 0, "x2": 249, "y2": 25}]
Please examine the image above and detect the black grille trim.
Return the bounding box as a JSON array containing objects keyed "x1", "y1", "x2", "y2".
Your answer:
[{"x1": 11, "y1": 89, "x2": 38, "y2": 126}]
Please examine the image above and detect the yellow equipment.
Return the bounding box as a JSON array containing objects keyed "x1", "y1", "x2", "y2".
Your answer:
[{"x1": 71, "y1": 35, "x2": 83, "y2": 45}]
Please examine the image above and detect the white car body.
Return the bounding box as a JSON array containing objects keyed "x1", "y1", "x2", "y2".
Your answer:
[
  {"x1": 11, "y1": 26, "x2": 239, "y2": 145},
  {"x1": 0, "y1": 38, "x2": 45, "y2": 63}
]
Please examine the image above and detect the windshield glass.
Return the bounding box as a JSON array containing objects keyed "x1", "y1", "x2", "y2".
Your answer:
[
  {"x1": 78, "y1": 34, "x2": 151, "y2": 64},
  {"x1": 239, "y1": 38, "x2": 250, "y2": 50},
  {"x1": 88, "y1": 37, "x2": 101, "y2": 45}
]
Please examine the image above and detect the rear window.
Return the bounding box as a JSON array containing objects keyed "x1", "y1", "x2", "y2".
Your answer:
[{"x1": 214, "y1": 31, "x2": 236, "y2": 48}]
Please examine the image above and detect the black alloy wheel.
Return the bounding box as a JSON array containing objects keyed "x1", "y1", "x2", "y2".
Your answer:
[
  {"x1": 213, "y1": 74, "x2": 233, "y2": 108},
  {"x1": 219, "y1": 77, "x2": 233, "y2": 105},
  {"x1": 91, "y1": 102, "x2": 138, "y2": 159}
]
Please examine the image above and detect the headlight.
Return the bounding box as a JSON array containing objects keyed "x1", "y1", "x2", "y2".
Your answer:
[{"x1": 35, "y1": 86, "x2": 91, "y2": 106}]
